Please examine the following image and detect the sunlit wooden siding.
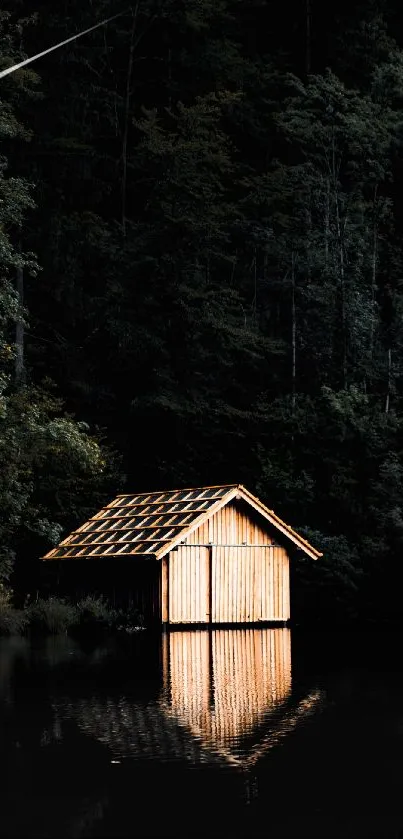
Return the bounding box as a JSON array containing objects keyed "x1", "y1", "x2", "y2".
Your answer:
[
  {"x1": 163, "y1": 628, "x2": 292, "y2": 758},
  {"x1": 185, "y1": 500, "x2": 273, "y2": 546},
  {"x1": 164, "y1": 501, "x2": 290, "y2": 624},
  {"x1": 209, "y1": 545, "x2": 289, "y2": 623},
  {"x1": 168, "y1": 546, "x2": 210, "y2": 623}
]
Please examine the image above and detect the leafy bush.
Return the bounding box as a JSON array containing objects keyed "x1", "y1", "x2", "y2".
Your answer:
[
  {"x1": 112, "y1": 606, "x2": 145, "y2": 634},
  {"x1": 0, "y1": 585, "x2": 28, "y2": 636},
  {"x1": 28, "y1": 597, "x2": 78, "y2": 635},
  {"x1": 75, "y1": 595, "x2": 117, "y2": 633}
]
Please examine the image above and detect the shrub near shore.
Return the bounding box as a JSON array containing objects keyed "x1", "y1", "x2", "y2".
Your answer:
[{"x1": 0, "y1": 589, "x2": 144, "y2": 636}]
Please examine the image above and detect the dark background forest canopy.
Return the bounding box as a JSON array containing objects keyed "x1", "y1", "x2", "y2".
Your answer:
[{"x1": 1, "y1": 0, "x2": 403, "y2": 623}]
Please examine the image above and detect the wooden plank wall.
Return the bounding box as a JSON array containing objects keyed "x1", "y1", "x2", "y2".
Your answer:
[
  {"x1": 211, "y1": 546, "x2": 289, "y2": 623},
  {"x1": 186, "y1": 500, "x2": 273, "y2": 547},
  {"x1": 166, "y1": 501, "x2": 290, "y2": 624},
  {"x1": 168, "y1": 546, "x2": 210, "y2": 623}
]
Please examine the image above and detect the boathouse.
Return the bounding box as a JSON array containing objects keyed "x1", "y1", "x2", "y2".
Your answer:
[{"x1": 42, "y1": 484, "x2": 322, "y2": 625}]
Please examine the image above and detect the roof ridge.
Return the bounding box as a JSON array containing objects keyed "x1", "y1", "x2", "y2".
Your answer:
[{"x1": 115, "y1": 483, "x2": 239, "y2": 498}]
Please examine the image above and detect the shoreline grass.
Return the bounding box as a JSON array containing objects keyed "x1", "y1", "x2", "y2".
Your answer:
[{"x1": 0, "y1": 587, "x2": 145, "y2": 637}]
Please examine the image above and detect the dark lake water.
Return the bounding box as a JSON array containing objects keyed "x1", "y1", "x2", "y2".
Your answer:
[{"x1": 0, "y1": 627, "x2": 401, "y2": 838}]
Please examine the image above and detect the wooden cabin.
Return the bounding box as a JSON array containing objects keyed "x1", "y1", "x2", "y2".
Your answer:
[{"x1": 42, "y1": 484, "x2": 322, "y2": 626}]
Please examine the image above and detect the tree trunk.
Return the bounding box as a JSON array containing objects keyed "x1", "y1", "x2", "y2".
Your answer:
[{"x1": 122, "y1": 4, "x2": 139, "y2": 236}]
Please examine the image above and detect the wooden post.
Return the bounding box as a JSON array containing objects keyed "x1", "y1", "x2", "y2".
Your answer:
[
  {"x1": 161, "y1": 554, "x2": 169, "y2": 624},
  {"x1": 207, "y1": 546, "x2": 212, "y2": 623}
]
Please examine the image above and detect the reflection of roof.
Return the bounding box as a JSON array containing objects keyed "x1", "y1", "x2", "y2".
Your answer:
[
  {"x1": 43, "y1": 485, "x2": 322, "y2": 561},
  {"x1": 53, "y1": 696, "x2": 228, "y2": 766},
  {"x1": 53, "y1": 690, "x2": 324, "y2": 770}
]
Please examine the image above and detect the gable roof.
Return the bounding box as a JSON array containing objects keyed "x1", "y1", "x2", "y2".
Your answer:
[{"x1": 42, "y1": 484, "x2": 322, "y2": 562}]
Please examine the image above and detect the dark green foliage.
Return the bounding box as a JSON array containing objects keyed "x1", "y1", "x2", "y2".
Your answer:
[
  {"x1": 28, "y1": 597, "x2": 78, "y2": 635},
  {"x1": 3, "y1": 0, "x2": 403, "y2": 624},
  {"x1": 74, "y1": 595, "x2": 118, "y2": 635},
  {"x1": 0, "y1": 585, "x2": 28, "y2": 635}
]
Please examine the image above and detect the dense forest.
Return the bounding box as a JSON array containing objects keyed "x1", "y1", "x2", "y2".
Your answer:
[{"x1": 1, "y1": 0, "x2": 403, "y2": 624}]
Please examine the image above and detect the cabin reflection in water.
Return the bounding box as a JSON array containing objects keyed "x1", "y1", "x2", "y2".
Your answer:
[
  {"x1": 161, "y1": 629, "x2": 292, "y2": 762},
  {"x1": 52, "y1": 629, "x2": 323, "y2": 770}
]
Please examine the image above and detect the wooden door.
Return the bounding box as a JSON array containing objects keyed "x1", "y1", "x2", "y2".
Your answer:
[
  {"x1": 212, "y1": 546, "x2": 264, "y2": 623},
  {"x1": 168, "y1": 546, "x2": 210, "y2": 623},
  {"x1": 211, "y1": 546, "x2": 290, "y2": 623}
]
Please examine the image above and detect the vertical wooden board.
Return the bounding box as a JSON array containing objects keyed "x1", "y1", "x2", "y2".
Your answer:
[
  {"x1": 257, "y1": 550, "x2": 263, "y2": 622},
  {"x1": 177, "y1": 548, "x2": 182, "y2": 622},
  {"x1": 221, "y1": 547, "x2": 226, "y2": 623},
  {"x1": 252, "y1": 548, "x2": 257, "y2": 621},
  {"x1": 261, "y1": 548, "x2": 267, "y2": 621},
  {"x1": 169, "y1": 551, "x2": 174, "y2": 623},
  {"x1": 212, "y1": 547, "x2": 216, "y2": 622},
  {"x1": 282, "y1": 550, "x2": 289, "y2": 621},
  {"x1": 231, "y1": 550, "x2": 236, "y2": 623},
  {"x1": 176, "y1": 549, "x2": 182, "y2": 623},
  {"x1": 190, "y1": 548, "x2": 194, "y2": 623},
  {"x1": 263, "y1": 549, "x2": 269, "y2": 621},
  {"x1": 180, "y1": 548, "x2": 185, "y2": 623},
  {"x1": 205, "y1": 546, "x2": 209, "y2": 622},
  {"x1": 279, "y1": 549, "x2": 284, "y2": 621},
  {"x1": 251, "y1": 548, "x2": 257, "y2": 622},
  {"x1": 249, "y1": 549, "x2": 254, "y2": 622},
  {"x1": 276, "y1": 547, "x2": 281, "y2": 620},
  {"x1": 185, "y1": 548, "x2": 190, "y2": 622},
  {"x1": 237, "y1": 549, "x2": 241, "y2": 623},
  {"x1": 270, "y1": 547, "x2": 275, "y2": 620},
  {"x1": 205, "y1": 548, "x2": 211, "y2": 622},
  {"x1": 242, "y1": 510, "x2": 247, "y2": 545},
  {"x1": 281, "y1": 550, "x2": 286, "y2": 621},
  {"x1": 232, "y1": 549, "x2": 237, "y2": 623},
  {"x1": 183, "y1": 548, "x2": 187, "y2": 623},
  {"x1": 246, "y1": 548, "x2": 251, "y2": 622},
  {"x1": 236, "y1": 549, "x2": 241, "y2": 623},
  {"x1": 249, "y1": 548, "x2": 255, "y2": 620},
  {"x1": 235, "y1": 549, "x2": 240, "y2": 624},
  {"x1": 225, "y1": 546, "x2": 231, "y2": 623},
  {"x1": 240, "y1": 548, "x2": 245, "y2": 623},
  {"x1": 186, "y1": 547, "x2": 191, "y2": 622},
  {"x1": 161, "y1": 555, "x2": 169, "y2": 623},
  {"x1": 245, "y1": 549, "x2": 249, "y2": 622},
  {"x1": 227, "y1": 547, "x2": 232, "y2": 622},
  {"x1": 194, "y1": 547, "x2": 199, "y2": 622},
  {"x1": 213, "y1": 547, "x2": 218, "y2": 622},
  {"x1": 223, "y1": 546, "x2": 227, "y2": 623},
  {"x1": 219, "y1": 548, "x2": 225, "y2": 623},
  {"x1": 285, "y1": 552, "x2": 290, "y2": 620},
  {"x1": 215, "y1": 546, "x2": 220, "y2": 623}
]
